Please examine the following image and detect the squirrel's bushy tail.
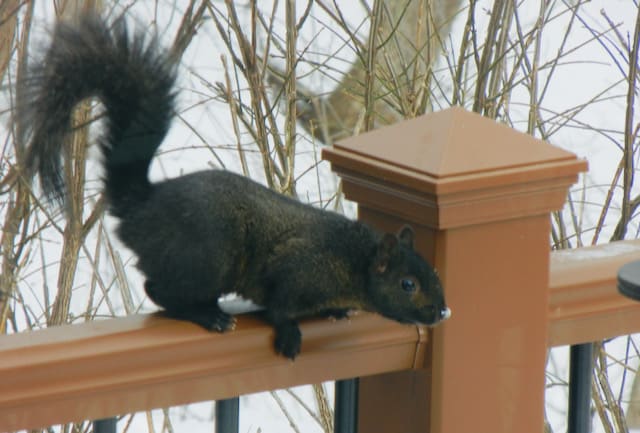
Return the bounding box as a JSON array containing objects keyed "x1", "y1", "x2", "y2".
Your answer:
[{"x1": 18, "y1": 13, "x2": 176, "y2": 215}]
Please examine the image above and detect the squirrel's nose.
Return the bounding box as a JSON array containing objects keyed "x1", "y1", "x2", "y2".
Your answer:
[{"x1": 440, "y1": 307, "x2": 452, "y2": 321}]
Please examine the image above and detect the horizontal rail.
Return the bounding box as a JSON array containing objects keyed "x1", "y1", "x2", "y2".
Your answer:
[
  {"x1": 3, "y1": 239, "x2": 640, "y2": 431},
  {"x1": 0, "y1": 310, "x2": 427, "y2": 432},
  {"x1": 549, "y1": 239, "x2": 640, "y2": 346}
]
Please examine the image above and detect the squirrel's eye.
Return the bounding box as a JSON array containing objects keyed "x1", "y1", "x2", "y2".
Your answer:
[{"x1": 401, "y1": 278, "x2": 417, "y2": 293}]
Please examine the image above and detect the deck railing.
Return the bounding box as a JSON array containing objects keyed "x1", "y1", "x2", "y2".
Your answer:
[
  {"x1": 4, "y1": 107, "x2": 636, "y2": 433},
  {"x1": 3, "y1": 239, "x2": 639, "y2": 431}
]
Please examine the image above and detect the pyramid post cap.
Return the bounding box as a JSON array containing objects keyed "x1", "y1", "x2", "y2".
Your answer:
[
  {"x1": 322, "y1": 107, "x2": 588, "y2": 229},
  {"x1": 330, "y1": 106, "x2": 585, "y2": 180}
]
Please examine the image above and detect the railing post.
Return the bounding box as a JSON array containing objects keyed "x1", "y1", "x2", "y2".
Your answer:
[
  {"x1": 323, "y1": 107, "x2": 587, "y2": 433},
  {"x1": 568, "y1": 343, "x2": 593, "y2": 433},
  {"x1": 215, "y1": 398, "x2": 239, "y2": 433},
  {"x1": 335, "y1": 379, "x2": 359, "y2": 433},
  {"x1": 92, "y1": 417, "x2": 117, "y2": 433}
]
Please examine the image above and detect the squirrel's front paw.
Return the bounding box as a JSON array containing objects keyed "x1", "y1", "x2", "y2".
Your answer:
[{"x1": 273, "y1": 322, "x2": 302, "y2": 360}]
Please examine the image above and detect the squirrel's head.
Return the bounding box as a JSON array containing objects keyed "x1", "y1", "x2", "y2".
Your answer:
[{"x1": 368, "y1": 226, "x2": 450, "y2": 326}]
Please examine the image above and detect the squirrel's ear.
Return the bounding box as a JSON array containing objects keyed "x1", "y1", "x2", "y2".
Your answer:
[
  {"x1": 397, "y1": 225, "x2": 415, "y2": 249},
  {"x1": 380, "y1": 233, "x2": 398, "y2": 252},
  {"x1": 374, "y1": 233, "x2": 397, "y2": 274}
]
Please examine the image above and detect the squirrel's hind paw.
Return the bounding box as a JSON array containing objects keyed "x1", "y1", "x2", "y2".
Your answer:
[
  {"x1": 273, "y1": 321, "x2": 302, "y2": 360},
  {"x1": 203, "y1": 311, "x2": 237, "y2": 332}
]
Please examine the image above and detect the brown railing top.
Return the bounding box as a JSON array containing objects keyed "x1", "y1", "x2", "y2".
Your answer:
[
  {"x1": 549, "y1": 239, "x2": 640, "y2": 346},
  {"x1": 0, "y1": 310, "x2": 427, "y2": 431}
]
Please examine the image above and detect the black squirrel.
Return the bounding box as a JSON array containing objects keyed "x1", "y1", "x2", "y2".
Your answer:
[{"x1": 17, "y1": 13, "x2": 450, "y2": 359}]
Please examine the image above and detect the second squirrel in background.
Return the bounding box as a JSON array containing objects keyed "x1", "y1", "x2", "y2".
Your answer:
[{"x1": 17, "y1": 13, "x2": 450, "y2": 359}]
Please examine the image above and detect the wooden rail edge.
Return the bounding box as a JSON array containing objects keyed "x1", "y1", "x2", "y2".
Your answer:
[
  {"x1": 0, "y1": 311, "x2": 428, "y2": 431},
  {"x1": 549, "y1": 239, "x2": 640, "y2": 346},
  {"x1": 3, "y1": 239, "x2": 640, "y2": 430}
]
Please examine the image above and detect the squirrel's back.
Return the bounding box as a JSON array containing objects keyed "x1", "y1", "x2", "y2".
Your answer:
[{"x1": 116, "y1": 169, "x2": 371, "y2": 293}]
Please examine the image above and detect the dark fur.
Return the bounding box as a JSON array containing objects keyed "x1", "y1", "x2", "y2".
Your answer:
[{"x1": 17, "y1": 14, "x2": 449, "y2": 359}]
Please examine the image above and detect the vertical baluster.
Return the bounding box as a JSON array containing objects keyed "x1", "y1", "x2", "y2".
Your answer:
[
  {"x1": 216, "y1": 397, "x2": 239, "y2": 433},
  {"x1": 93, "y1": 417, "x2": 117, "y2": 433},
  {"x1": 335, "y1": 379, "x2": 359, "y2": 433},
  {"x1": 567, "y1": 343, "x2": 593, "y2": 433}
]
